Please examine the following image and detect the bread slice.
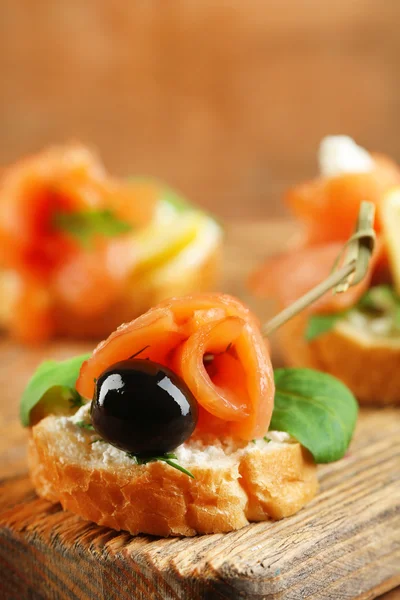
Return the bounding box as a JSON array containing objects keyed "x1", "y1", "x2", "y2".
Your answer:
[
  {"x1": 28, "y1": 405, "x2": 317, "y2": 537},
  {"x1": 277, "y1": 313, "x2": 400, "y2": 405}
]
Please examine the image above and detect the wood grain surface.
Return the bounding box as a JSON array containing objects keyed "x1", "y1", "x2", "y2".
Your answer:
[
  {"x1": 0, "y1": 221, "x2": 399, "y2": 600},
  {"x1": 2, "y1": 2, "x2": 400, "y2": 218}
]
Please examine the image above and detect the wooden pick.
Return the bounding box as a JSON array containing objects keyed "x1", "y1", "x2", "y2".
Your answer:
[{"x1": 262, "y1": 201, "x2": 376, "y2": 337}]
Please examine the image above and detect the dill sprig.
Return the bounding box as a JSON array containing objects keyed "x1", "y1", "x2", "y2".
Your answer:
[
  {"x1": 69, "y1": 390, "x2": 85, "y2": 409},
  {"x1": 130, "y1": 453, "x2": 194, "y2": 478},
  {"x1": 78, "y1": 417, "x2": 194, "y2": 478},
  {"x1": 76, "y1": 421, "x2": 95, "y2": 431}
]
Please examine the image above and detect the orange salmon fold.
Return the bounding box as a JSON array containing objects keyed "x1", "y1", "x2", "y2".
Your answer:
[
  {"x1": 0, "y1": 144, "x2": 159, "y2": 342},
  {"x1": 250, "y1": 240, "x2": 383, "y2": 314},
  {"x1": 286, "y1": 154, "x2": 400, "y2": 245},
  {"x1": 77, "y1": 294, "x2": 275, "y2": 441}
]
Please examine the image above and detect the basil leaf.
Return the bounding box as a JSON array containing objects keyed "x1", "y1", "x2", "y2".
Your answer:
[
  {"x1": 54, "y1": 209, "x2": 132, "y2": 248},
  {"x1": 271, "y1": 368, "x2": 358, "y2": 463},
  {"x1": 20, "y1": 353, "x2": 91, "y2": 427},
  {"x1": 305, "y1": 313, "x2": 343, "y2": 341}
]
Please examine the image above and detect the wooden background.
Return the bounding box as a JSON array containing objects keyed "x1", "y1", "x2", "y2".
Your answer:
[{"x1": 1, "y1": 1, "x2": 400, "y2": 218}]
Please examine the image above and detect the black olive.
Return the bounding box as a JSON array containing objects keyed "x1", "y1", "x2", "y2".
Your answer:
[{"x1": 91, "y1": 359, "x2": 198, "y2": 457}]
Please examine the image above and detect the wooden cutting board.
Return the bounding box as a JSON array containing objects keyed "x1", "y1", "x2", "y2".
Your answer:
[{"x1": 0, "y1": 221, "x2": 399, "y2": 600}]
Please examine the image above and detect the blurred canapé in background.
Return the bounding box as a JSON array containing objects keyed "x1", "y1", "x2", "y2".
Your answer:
[{"x1": 1, "y1": 0, "x2": 399, "y2": 218}]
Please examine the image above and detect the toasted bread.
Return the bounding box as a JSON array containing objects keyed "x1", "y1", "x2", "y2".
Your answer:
[
  {"x1": 28, "y1": 407, "x2": 317, "y2": 537},
  {"x1": 277, "y1": 313, "x2": 400, "y2": 405}
]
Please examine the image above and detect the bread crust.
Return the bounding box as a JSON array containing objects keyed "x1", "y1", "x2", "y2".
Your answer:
[
  {"x1": 28, "y1": 417, "x2": 317, "y2": 537},
  {"x1": 277, "y1": 314, "x2": 400, "y2": 405}
]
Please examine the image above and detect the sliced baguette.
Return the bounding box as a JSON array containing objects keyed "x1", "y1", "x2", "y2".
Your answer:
[
  {"x1": 277, "y1": 313, "x2": 400, "y2": 405},
  {"x1": 28, "y1": 408, "x2": 317, "y2": 537}
]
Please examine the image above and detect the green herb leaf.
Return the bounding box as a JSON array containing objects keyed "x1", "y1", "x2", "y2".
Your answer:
[
  {"x1": 161, "y1": 188, "x2": 190, "y2": 213},
  {"x1": 69, "y1": 391, "x2": 84, "y2": 409},
  {"x1": 76, "y1": 421, "x2": 95, "y2": 431},
  {"x1": 355, "y1": 285, "x2": 400, "y2": 333},
  {"x1": 394, "y1": 305, "x2": 400, "y2": 329},
  {"x1": 133, "y1": 453, "x2": 194, "y2": 478},
  {"x1": 306, "y1": 285, "x2": 400, "y2": 341},
  {"x1": 305, "y1": 313, "x2": 343, "y2": 341},
  {"x1": 128, "y1": 176, "x2": 223, "y2": 230},
  {"x1": 358, "y1": 285, "x2": 397, "y2": 312},
  {"x1": 160, "y1": 458, "x2": 195, "y2": 478},
  {"x1": 271, "y1": 368, "x2": 358, "y2": 463},
  {"x1": 127, "y1": 177, "x2": 190, "y2": 214},
  {"x1": 54, "y1": 209, "x2": 132, "y2": 248},
  {"x1": 20, "y1": 353, "x2": 91, "y2": 427}
]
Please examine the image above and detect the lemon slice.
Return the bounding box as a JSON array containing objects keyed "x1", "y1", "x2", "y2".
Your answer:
[
  {"x1": 381, "y1": 187, "x2": 400, "y2": 295},
  {"x1": 150, "y1": 214, "x2": 221, "y2": 285},
  {"x1": 132, "y1": 211, "x2": 221, "y2": 275}
]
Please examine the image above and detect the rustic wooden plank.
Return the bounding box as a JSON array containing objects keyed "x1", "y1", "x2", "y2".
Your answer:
[
  {"x1": 0, "y1": 221, "x2": 399, "y2": 599},
  {"x1": 1, "y1": 407, "x2": 399, "y2": 599}
]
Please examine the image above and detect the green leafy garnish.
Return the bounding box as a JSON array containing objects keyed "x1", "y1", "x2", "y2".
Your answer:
[
  {"x1": 358, "y1": 284, "x2": 400, "y2": 315},
  {"x1": 305, "y1": 313, "x2": 344, "y2": 341},
  {"x1": 395, "y1": 306, "x2": 400, "y2": 329},
  {"x1": 356, "y1": 285, "x2": 400, "y2": 334},
  {"x1": 20, "y1": 353, "x2": 91, "y2": 427},
  {"x1": 128, "y1": 176, "x2": 190, "y2": 214},
  {"x1": 54, "y1": 209, "x2": 132, "y2": 248},
  {"x1": 161, "y1": 188, "x2": 190, "y2": 213},
  {"x1": 306, "y1": 285, "x2": 400, "y2": 341},
  {"x1": 69, "y1": 391, "x2": 85, "y2": 409},
  {"x1": 133, "y1": 453, "x2": 194, "y2": 478},
  {"x1": 76, "y1": 421, "x2": 95, "y2": 431},
  {"x1": 128, "y1": 176, "x2": 223, "y2": 230},
  {"x1": 271, "y1": 368, "x2": 358, "y2": 463}
]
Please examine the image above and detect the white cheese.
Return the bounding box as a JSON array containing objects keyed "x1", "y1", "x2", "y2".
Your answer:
[
  {"x1": 59, "y1": 404, "x2": 294, "y2": 469},
  {"x1": 318, "y1": 135, "x2": 374, "y2": 177}
]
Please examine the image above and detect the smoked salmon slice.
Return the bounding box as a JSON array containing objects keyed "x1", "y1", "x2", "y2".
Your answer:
[
  {"x1": 250, "y1": 241, "x2": 382, "y2": 314},
  {"x1": 286, "y1": 155, "x2": 400, "y2": 245},
  {"x1": 250, "y1": 142, "x2": 397, "y2": 316},
  {"x1": 77, "y1": 293, "x2": 275, "y2": 441},
  {"x1": 0, "y1": 144, "x2": 159, "y2": 342}
]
